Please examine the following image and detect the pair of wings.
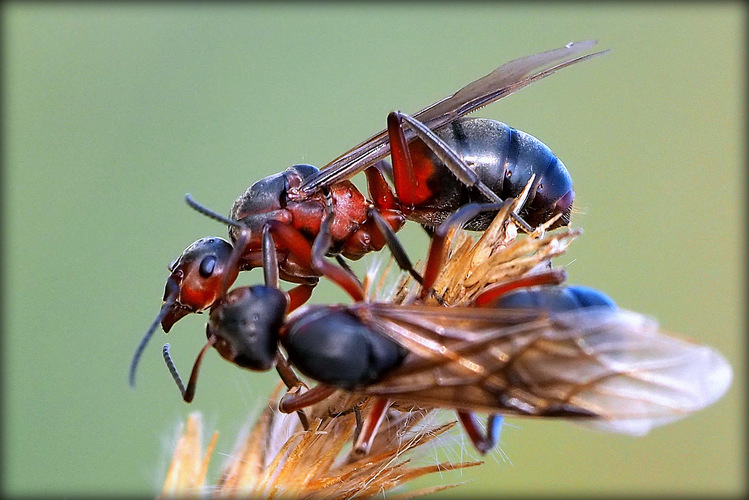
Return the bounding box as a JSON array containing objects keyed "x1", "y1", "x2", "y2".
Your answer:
[
  {"x1": 300, "y1": 40, "x2": 608, "y2": 194},
  {"x1": 349, "y1": 302, "x2": 732, "y2": 436}
]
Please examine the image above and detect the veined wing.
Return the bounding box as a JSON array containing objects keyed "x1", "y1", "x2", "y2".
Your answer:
[
  {"x1": 300, "y1": 40, "x2": 608, "y2": 194},
  {"x1": 353, "y1": 303, "x2": 732, "y2": 436}
]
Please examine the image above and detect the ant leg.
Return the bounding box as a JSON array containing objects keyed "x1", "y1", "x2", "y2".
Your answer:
[
  {"x1": 327, "y1": 400, "x2": 366, "y2": 443},
  {"x1": 474, "y1": 268, "x2": 568, "y2": 307},
  {"x1": 274, "y1": 351, "x2": 310, "y2": 430},
  {"x1": 335, "y1": 255, "x2": 357, "y2": 278},
  {"x1": 367, "y1": 207, "x2": 423, "y2": 286},
  {"x1": 287, "y1": 284, "x2": 315, "y2": 312},
  {"x1": 328, "y1": 398, "x2": 366, "y2": 418},
  {"x1": 352, "y1": 397, "x2": 391, "y2": 456},
  {"x1": 218, "y1": 228, "x2": 249, "y2": 297},
  {"x1": 264, "y1": 220, "x2": 365, "y2": 302},
  {"x1": 309, "y1": 196, "x2": 367, "y2": 302},
  {"x1": 387, "y1": 112, "x2": 424, "y2": 207},
  {"x1": 263, "y1": 224, "x2": 316, "y2": 311},
  {"x1": 274, "y1": 351, "x2": 305, "y2": 390},
  {"x1": 278, "y1": 384, "x2": 338, "y2": 413},
  {"x1": 364, "y1": 162, "x2": 402, "y2": 215},
  {"x1": 420, "y1": 201, "x2": 507, "y2": 299},
  {"x1": 371, "y1": 158, "x2": 394, "y2": 182},
  {"x1": 352, "y1": 405, "x2": 364, "y2": 443},
  {"x1": 456, "y1": 411, "x2": 504, "y2": 455},
  {"x1": 261, "y1": 224, "x2": 280, "y2": 288},
  {"x1": 388, "y1": 112, "x2": 532, "y2": 233},
  {"x1": 365, "y1": 207, "x2": 447, "y2": 302},
  {"x1": 363, "y1": 164, "x2": 409, "y2": 250},
  {"x1": 311, "y1": 222, "x2": 364, "y2": 302}
]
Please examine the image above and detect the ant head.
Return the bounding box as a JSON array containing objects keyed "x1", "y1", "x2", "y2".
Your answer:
[
  {"x1": 208, "y1": 285, "x2": 288, "y2": 371},
  {"x1": 130, "y1": 195, "x2": 251, "y2": 390},
  {"x1": 161, "y1": 236, "x2": 238, "y2": 332},
  {"x1": 128, "y1": 236, "x2": 238, "y2": 388}
]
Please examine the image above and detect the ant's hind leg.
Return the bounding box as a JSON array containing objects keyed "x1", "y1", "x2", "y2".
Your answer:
[
  {"x1": 473, "y1": 268, "x2": 568, "y2": 307},
  {"x1": 457, "y1": 411, "x2": 503, "y2": 455},
  {"x1": 352, "y1": 398, "x2": 391, "y2": 456},
  {"x1": 419, "y1": 201, "x2": 507, "y2": 299}
]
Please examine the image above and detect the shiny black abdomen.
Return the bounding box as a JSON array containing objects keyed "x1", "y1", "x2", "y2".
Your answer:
[
  {"x1": 283, "y1": 306, "x2": 406, "y2": 390},
  {"x1": 411, "y1": 117, "x2": 573, "y2": 230}
]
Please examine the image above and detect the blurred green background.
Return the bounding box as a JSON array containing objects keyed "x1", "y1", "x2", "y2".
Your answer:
[{"x1": 4, "y1": 3, "x2": 744, "y2": 498}]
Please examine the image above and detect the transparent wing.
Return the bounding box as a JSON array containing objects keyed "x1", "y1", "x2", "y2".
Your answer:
[
  {"x1": 353, "y1": 303, "x2": 732, "y2": 436},
  {"x1": 300, "y1": 40, "x2": 608, "y2": 194}
]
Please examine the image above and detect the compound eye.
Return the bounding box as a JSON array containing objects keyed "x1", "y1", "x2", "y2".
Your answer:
[{"x1": 198, "y1": 255, "x2": 217, "y2": 278}]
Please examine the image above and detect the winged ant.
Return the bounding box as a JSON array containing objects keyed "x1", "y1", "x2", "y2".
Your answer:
[{"x1": 147, "y1": 41, "x2": 608, "y2": 341}]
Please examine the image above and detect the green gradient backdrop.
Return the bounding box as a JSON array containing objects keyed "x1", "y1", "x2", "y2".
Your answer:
[{"x1": 4, "y1": 3, "x2": 744, "y2": 497}]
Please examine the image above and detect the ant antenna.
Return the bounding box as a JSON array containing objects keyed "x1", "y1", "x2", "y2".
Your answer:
[
  {"x1": 162, "y1": 336, "x2": 217, "y2": 402},
  {"x1": 185, "y1": 193, "x2": 243, "y2": 228},
  {"x1": 129, "y1": 294, "x2": 175, "y2": 388},
  {"x1": 162, "y1": 344, "x2": 186, "y2": 396}
]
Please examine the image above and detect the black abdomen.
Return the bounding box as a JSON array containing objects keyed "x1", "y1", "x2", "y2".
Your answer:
[
  {"x1": 409, "y1": 117, "x2": 574, "y2": 230},
  {"x1": 283, "y1": 306, "x2": 406, "y2": 390}
]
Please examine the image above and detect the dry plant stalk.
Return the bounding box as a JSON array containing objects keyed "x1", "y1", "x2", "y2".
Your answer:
[
  {"x1": 161, "y1": 187, "x2": 580, "y2": 498},
  {"x1": 162, "y1": 390, "x2": 482, "y2": 499}
]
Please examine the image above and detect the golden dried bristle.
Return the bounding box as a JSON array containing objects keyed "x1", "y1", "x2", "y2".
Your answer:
[
  {"x1": 386, "y1": 178, "x2": 580, "y2": 306},
  {"x1": 160, "y1": 390, "x2": 482, "y2": 499}
]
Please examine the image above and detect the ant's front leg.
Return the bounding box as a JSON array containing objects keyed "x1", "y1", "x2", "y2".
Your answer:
[
  {"x1": 273, "y1": 351, "x2": 311, "y2": 430},
  {"x1": 262, "y1": 220, "x2": 365, "y2": 302},
  {"x1": 278, "y1": 384, "x2": 338, "y2": 414}
]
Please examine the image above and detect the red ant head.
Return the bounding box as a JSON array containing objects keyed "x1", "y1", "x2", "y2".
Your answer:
[
  {"x1": 130, "y1": 236, "x2": 238, "y2": 388},
  {"x1": 161, "y1": 237, "x2": 238, "y2": 332}
]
